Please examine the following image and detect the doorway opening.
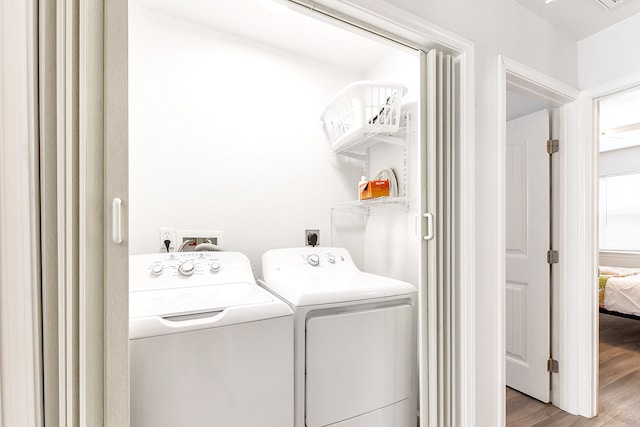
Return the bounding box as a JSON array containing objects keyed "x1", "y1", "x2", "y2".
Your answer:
[
  {"x1": 594, "y1": 85, "x2": 640, "y2": 422},
  {"x1": 498, "y1": 55, "x2": 580, "y2": 418},
  {"x1": 125, "y1": 1, "x2": 467, "y2": 426}
]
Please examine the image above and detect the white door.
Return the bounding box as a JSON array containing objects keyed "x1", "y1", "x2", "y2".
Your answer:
[{"x1": 505, "y1": 109, "x2": 550, "y2": 402}]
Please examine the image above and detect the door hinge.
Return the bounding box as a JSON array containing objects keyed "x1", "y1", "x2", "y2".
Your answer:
[
  {"x1": 547, "y1": 139, "x2": 559, "y2": 154},
  {"x1": 547, "y1": 358, "x2": 559, "y2": 373},
  {"x1": 547, "y1": 250, "x2": 559, "y2": 264}
]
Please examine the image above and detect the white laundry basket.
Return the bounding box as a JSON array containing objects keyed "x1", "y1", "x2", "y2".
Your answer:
[{"x1": 320, "y1": 81, "x2": 407, "y2": 153}]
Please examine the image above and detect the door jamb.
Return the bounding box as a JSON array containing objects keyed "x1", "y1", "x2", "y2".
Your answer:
[{"x1": 497, "y1": 55, "x2": 589, "y2": 416}]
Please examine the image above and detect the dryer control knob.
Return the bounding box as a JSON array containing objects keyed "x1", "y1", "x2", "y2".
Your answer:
[
  {"x1": 307, "y1": 254, "x2": 320, "y2": 266},
  {"x1": 151, "y1": 264, "x2": 164, "y2": 276},
  {"x1": 210, "y1": 261, "x2": 221, "y2": 273},
  {"x1": 327, "y1": 254, "x2": 336, "y2": 264},
  {"x1": 178, "y1": 260, "x2": 195, "y2": 276}
]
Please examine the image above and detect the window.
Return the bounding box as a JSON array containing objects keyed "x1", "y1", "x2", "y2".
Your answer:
[{"x1": 599, "y1": 172, "x2": 640, "y2": 251}]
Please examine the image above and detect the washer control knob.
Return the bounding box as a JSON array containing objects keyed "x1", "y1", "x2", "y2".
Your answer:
[
  {"x1": 307, "y1": 254, "x2": 320, "y2": 266},
  {"x1": 210, "y1": 261, "x2": 221, "y2": 273},
  {"x1": 178, "y1": 260, "x2": 195, "y2": 276},
  {"x1": 151, "y1": 264, "x2": 164, "y2": 276},
  {"x1": 327, "y1": 254, "x2": 336, "y2": 264}
]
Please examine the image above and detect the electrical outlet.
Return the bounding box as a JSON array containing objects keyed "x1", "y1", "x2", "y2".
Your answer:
[
  {"x1": 159, "y1": 228, "x2": 177, "y2": 252},
  {"x1": 305, "y1": 229, "x2": 319, "y2": 247}
]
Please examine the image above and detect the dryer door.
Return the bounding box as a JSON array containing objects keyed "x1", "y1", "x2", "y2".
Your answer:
[{"x1": 305, "y1": 304, "x2": 414, "y2": 427}]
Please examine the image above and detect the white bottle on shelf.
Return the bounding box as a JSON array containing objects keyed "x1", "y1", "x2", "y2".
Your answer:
[{"x1": 358, "y1": 175, "x2": 368, "y2": 200}]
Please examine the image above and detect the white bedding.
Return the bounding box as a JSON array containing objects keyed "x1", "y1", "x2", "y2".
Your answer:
[{"x1": 600, "y1": 266, "x2": 640, "y2": 317}]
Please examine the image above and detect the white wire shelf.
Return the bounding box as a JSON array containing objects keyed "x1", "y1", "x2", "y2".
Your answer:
[
  {"x1": 331, "y1": 196, "x2": 411, "y2": 214},
  {"x1": 332, "y1": 125, "x2": 408, "y2": 159}
]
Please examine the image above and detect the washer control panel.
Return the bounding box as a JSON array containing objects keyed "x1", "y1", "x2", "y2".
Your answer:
[{"x1": 130, "y1": 252, "x2": 255, "y2": 292}]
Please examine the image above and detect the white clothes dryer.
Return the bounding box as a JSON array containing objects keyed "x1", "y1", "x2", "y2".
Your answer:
[
  {"x1": 260, "y1": 247, "x2": 417, "y2": 427},
  {"x1": 129, "y1": 251, "x2": 293, "y2": 427}
]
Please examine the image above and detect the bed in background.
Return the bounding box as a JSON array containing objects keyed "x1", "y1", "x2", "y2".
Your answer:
[{"x1": 599, "y1": 266, "x2": 640, "y2": 319}]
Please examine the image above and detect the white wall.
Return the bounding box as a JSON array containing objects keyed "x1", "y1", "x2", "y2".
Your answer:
[
  {"x1": 129, "y1": 4, "x2": 418, "y2": 276},
  {"x1": 363, "y1": 50, "x2": 420, "y2": 286},
  {"x1": 579, "y1": 13, "x2": 640, "y2": 89}
]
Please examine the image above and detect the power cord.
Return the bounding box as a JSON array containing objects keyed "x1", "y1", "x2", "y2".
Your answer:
[
  {"x1": 164, "y1": 239, "x2": 171, "y2": 253},
  {"x1": 178, "y1": 239, "x2": 193, "y2": 252}
]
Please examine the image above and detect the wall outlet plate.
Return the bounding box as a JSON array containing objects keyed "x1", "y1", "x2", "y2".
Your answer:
[
  {"x1": 305, "y1": 229, "x2": 319, "y2": 247},
  {"x1": 159, "y1": 228, "x2": 177, "y2": 252},
  {"x1": 176, "y1": 229, "x2": 224, "y2": 252}
]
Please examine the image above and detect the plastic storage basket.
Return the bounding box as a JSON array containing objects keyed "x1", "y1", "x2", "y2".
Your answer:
[{"x1": 320, "y1": 81, "x2": 407, "y2": 153}]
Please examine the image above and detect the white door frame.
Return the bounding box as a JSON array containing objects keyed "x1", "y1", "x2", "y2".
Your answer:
[
  {"x1": 497, "y1": 56, "x2": 599, "y2": 417},
  {"x1": 579, "y1": 69, "x2": 640, "y2": 417}
]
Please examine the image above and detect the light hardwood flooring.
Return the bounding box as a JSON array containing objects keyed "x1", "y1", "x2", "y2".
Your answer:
[{"x1": 506, "y1": 313, "x2": 640, "y2": 426}]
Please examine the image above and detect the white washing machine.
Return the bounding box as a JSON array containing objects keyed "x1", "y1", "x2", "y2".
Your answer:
[
  {"x1": 260, "y1": 247, "x2": 418, "y2": 427},
  {"x1": 129, "y1": 251, "x2": 294, "y2": 427}
]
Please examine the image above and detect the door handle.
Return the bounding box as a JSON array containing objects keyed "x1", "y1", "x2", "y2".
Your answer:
[
  {"x1": 112, "y1": 197, "x2": 122, "y2": 244},
  {"x1": 423, "y1": 213, "x2": 434, "y2": 241}
]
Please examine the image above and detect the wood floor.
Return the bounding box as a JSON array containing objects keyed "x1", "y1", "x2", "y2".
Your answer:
[{"x1": 506, "y1": 313, "x2": 640, "y2": 426}]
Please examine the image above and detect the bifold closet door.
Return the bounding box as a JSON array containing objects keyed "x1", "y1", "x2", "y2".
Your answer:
[
  {"x1": 104, "y1": 0, "x2": 130, "y2": 424},
  {"x1": 419, "y1": 49, "x2": 456, "y2": 427},
  {"x1": 41, "y1": 0, "x2": 129, "y2": 424}
]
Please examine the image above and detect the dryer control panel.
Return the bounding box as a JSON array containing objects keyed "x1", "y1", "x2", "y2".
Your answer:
[
  {"x1": 304, "y1": 251, "x2": 344, "y2": 267},
  {"x1": 263, "y1": 247, "x2": 358, "y2": 274}
]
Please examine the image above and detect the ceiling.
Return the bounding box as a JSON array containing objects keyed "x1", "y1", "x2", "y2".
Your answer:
[
  {"x1": 507, "y1": 0, "x2": 640, "y2": 131},
  {"x1": 131, "y1": 0, "x2": 399, "y2": 72},
  {"x1": 515, "y1": 0, "x2": 640, "y2": 40},
  {"x1": 506, "y1": 89, "x2": 550, "y2": 121}
]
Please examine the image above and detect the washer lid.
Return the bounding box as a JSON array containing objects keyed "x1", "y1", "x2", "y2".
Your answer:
[{"x1": 130, "y1": 281, "x2": 273, "y2": 319}]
